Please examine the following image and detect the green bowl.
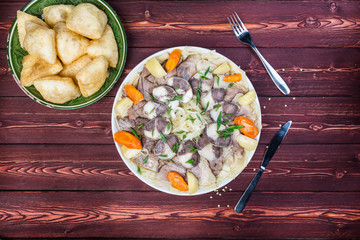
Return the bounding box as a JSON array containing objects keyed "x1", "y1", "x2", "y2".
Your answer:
[{"x1": 6, "y1": 0, "x2": 127, "y2": 109}]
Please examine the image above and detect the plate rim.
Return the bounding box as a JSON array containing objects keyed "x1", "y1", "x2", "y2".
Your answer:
[
  {"x1": 6, "y1": 0, "x2": 128, "y2": 110},
  {"x1": 111, "y1": 46, "x2": 262, "y2": 196}
]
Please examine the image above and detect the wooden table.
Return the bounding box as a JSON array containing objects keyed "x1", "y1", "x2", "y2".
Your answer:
[{"x1": 1, "y1": 0, "x2": 359, "y2": 239}]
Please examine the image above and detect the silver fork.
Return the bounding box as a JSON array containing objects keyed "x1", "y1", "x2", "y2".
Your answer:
[{"x1": 228, "y1": 12, "x2": 290, "y2": 95}]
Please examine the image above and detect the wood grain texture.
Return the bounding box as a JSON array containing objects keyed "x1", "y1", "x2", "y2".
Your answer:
[
  {"x1": 0, "y1": 144, "x2": 359, "y2": 192},
  {"x1": 1, "y1": 47, "x2": 360, "y2": 97},
  {"x1": 1, "y1": 97, "x2": 359, "y2": 144},
  {"x1": 1, "y1": 1, "x2": 360, "y2": 49},
  {"x1": 0, "y1": 191, "x2": 359, "y2": 238}
]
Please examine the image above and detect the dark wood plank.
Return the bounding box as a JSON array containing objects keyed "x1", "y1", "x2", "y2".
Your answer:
[
  {"x1": 1, "y1": 47, "x2": 360, "y2": 97},
  {"x1": 0, "y1": 144, "x2": 359, "y2": 192},
  {"x1": 1, "y1": 1, "x2": 360, "y2": 49},
  {"x1": 0, "y1": 191, "x2": 359, "y2": 238},
  {"x1": 0, "y1": 97, "x2": 359, "y2": 144}
]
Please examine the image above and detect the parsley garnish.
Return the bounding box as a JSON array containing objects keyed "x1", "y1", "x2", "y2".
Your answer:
[
  {"x1": 131, "y1": 128, "x2": 141, "y2": 140},
  {"x1": 137, "y1": 124, "x2": 144, "y2": 129},
  {"x1": 201, "y1": 102, "x2": 209, "y2": 114},
  {"x1": 160, "y1": 132, "x2": 167, "y2": 143},
  {"x1": 143, "y1": 156, "x2": 148, "y2": 164},
  {"x1": 187, "y1": 146, "x2": 198, "y2": 153},
  {"x1": 186, "y1": 159, "x2": 194, "y2": 164},
  {"x1": 186, "y1": 115, "x2": 194, "y2": 123},
  {"x1": 217, "y1": 112, "x2": 222, "y2": 131}
]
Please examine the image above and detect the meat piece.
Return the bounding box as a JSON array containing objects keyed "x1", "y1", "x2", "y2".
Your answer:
[
  {"x1": 211, "y1": 88, "x2": 226, "y2": 102},
  {"x1": 198, "y1": 143, "x2": 223, "y2": 176},
  {"x1": 142, "y1": 137, "x2": 158, "y2": 152},
  {"x1": 190, "y1": 158, "x2": 216, "y2": 187},
  {"x1": 158, "y1": 161, "x2": 187, "y2": 180},
  {"x1": 222, "y1": 102, "x2": 240, "y2": 122},
  {"x1": 116, "y1": 116, "x2": 148, "y2": 132},
  {"x1": 190, "y1": 76, "x2": 214, "y2": 97},
  {"x1": 197, "y1": 134, "x2": 210, "y2": 149},
  {"x1": 200, "y1": 91, "x2": 216, "y2": 111},
  {"x1": 204, "y1": 123, "x2": 232, "y2": 147},
  {"x1": 176, "y1": 54, "x2": 200, "y2": 80},
  {"x1": 153, "y1": 135, "x2": 179, "y2": 160},
  {"x1": 164, "y1": 67, "x2": 177, "y2": 80},
  {"x1": 174, "y1": 140, "x2": 200, "y2": 168},
  {"x1": 146, "y1": 74, "x2": 167, "y2": 85},
  {"x1": 224, "y1": 86, "x2": 243, "y2": 102},
  {"x1": 138, "y1": 72, "x2": 157, "y2": 101},
  {"x1": 167, "y1": 77, "x2": 193, "y2": 103},
  {"x1": 127, "y1": 100, "x2": 147, "y2": 120},
  {"x1": 152, "y1": 85, "x2": 177, "y2": 103},
  {"x1": 143, "y1": 101, "x2": 168, "y2": 119},
  {"x1": 144, "y1": 117, "x2": 171, "y2": 140},
  {"x1": 196, "y1": 60, "x2": 217, "y2": 72},
  {"x1": 133, "y1": 153, "x2": 159, "y2": 172}
]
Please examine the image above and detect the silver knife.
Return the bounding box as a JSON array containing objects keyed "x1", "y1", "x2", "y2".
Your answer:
[{"x1": 234, "y1": 121, "x2": 292, "y2": 213}]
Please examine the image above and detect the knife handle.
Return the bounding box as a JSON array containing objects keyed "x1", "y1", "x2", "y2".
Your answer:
[{"x1": 234, "y1": 167, "x2": 264, "y2": 213}]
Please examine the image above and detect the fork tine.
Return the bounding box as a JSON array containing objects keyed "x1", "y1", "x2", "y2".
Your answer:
[
  {"x1": 228, "y1": 16, "x2": 240, "y2": 35},
  {"x1": 234, "y1": 12, "x2": 247, "y2": 31},
  {"x1": 230, "y1": 14, "x2": 243, "y2": 32}
]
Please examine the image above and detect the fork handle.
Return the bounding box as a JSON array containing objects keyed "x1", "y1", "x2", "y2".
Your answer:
[
  {"x1": 234, "y1": 167, "x2": 264, "y2": 213},
  {"x1": 250, "y1": 45, "x2": 290, "y2": 95}
]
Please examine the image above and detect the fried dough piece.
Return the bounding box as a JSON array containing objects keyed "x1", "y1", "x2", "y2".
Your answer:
[
  {"x1": 54, "y1": 22, "x2": 89, "y2": 65},
  {"x1": 59, "y1": 55, "x2": 92, "y2": 84},
  {"x1": 87, "y1": 25, "x2": 118, "y2": 67},
  {"x1": 76, "y1": 56, "x2": 108, "y2": 97},
  {"x1": 23, "y1": 22, "x2": 57, "y2": 64},
  {"x1": 16, "y1": 11, "x2": 48, "y2": 48},
  {"x1": 66, "y1": 3, "x2": 107, "y2": 39},
  {"x1": 33, "y1": 76, "x2": 81, "y2": 104},
  {"x1": 43, "y1": 4, "x2": 75, "y2": 28},
  {"x1": 20, "y1": 54, "x2": 63, "y2": 87}
]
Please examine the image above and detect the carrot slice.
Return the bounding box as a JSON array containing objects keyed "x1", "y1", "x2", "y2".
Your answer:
[
  {"x1": 114, "y1": 131, "x2": 142, "y2": 149},
  {"x1": 234, "y1": 116, "x2": 259, "y2": 139},
  {"x1": 223, "y1": 73, "x2": 242, "y2": 82},
  {"x1": 165, "y1": 49, "x2": 182, "y2": 73},
  {"x1": 167, "y1": 171, "x2": 189, "y2": 191},
  {"x1": 124, "y1": 85, "x2": 144, "y2": 105}
]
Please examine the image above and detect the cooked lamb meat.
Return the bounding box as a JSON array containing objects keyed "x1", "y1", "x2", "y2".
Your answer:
[
  {"x1": 190, "y1": 158, "x2": 216, "y2": 187},
  {"x1": 143, "y1": 101, "x2": 168, "y2": 119},
  {"x1": 144, "y1": 117, "x2": 171, "y2": 140},
  {"x1": 152, "y1": 85, "x2": 177, "y2": 103},
  {"x1": 211, "y1": 88, "x2": 226, "y2": 102},
  {"x1": 138, "y1": 72, "x2": 157, "y2": 101},
  {"x1": 127, "y1": 101, "x2": 148, "y2": 120},
  {"x1": 158, "y1": 162, "x2": 187, "y2": 180},
  {"x1": 167, "y1": 77, "x2": 193, "y2": 103},
  {"x1": 154, "y1": 135, "x2": 179, "y2": 160},
  {"x1": 204, "y1": 123, "x2": 232, "y2": 147},
  {"x1": 176, "y1": 54, "x2": 200, "y2": 80},
  {"x1": 224, "y1": 86, "x2": 243, "y2": 102},
  {"x1": 190, "y1": 75, "x2": 214, "y2": 97},
  {"x1": 222, "y1": 102, "x2": 240, "y2": 122},
  {"x1": 133, "y1": 153, "x2": 159, "y2": 172},
  {"x1": 174, "y1": 140, "x2": 200, "y2": 168},
  {"x1": 142, "y1": 137, "x2": 158, "y2": 152},
  {"x1": 116, "y1": 116, "x2": 148, "y2": 132}
]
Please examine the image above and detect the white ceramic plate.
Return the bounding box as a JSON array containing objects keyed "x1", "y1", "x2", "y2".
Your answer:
[{"x1": 111, "y1": 46, "x2": 261, "y2": 196}]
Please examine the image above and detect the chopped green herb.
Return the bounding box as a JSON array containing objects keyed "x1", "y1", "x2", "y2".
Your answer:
[
  {"x1": 170, "y1": 160, "x2": 175, "y2": 163},
  {"x1": 187, "y1": 108, "x2": 192, "y2": 111},
  {"x1": 159, "y1": 154, "x2": 168, "y2": 158},
  {"x1": 175, "y1": 87, "x2": 180, "y2": 90},
  {"x1": 137, "y1": 123, "x2": 144, "y2": 129},
  {"x1": 217, "y1": 112, "x2": 222, "y2": 131},
  {"x1": 204, "y1": 66, "x2": 210, "y2": 76},
  {"x1": 149, "y1": 107, "x2": 155, "y2": 114},
  {"x1": 143, "y1": 156, "x2": 149, "y2": 164},
  {"x1": 150, "y1": 93, "x2": 157, "y2": 102},
  {"x1": 196, "y1": 114, "x2": 203, "y2": 123},
  {"x1": 137, "y1": 166, "x2": 141, "y2": 174},
  {"x1": 186, "y1": 115, "x2": 194, "y2": 123},
  {"x1": 223, "y1": 119, "x2": 229, "y2": 125},
  {"x1": 186, "y1": 159, "x2": 194, "y2": 164},
  {"x1": 167, "y1": 122, "x2": 171, "y2": 131},
  {"x1": 152, "y1": 129, "x2": 154, "y2": 137},
  {"x1": 172, "y1": 142, "x2": 179, "y2": 153},
  {"x1": 166, "y1": 100, "x2": 170, "y2": 105},
  {"x1": 131, "y1": 128, "x2": 141, "y2": 140},
  {"x1": 228, "y1": 83, "x2": 234, "y2": 88},
  {"x1": 167, "y1": 105, "x2": 172, "y2": 115},
  {"x1": 214, "y1": 163, "x2": 217, "y2": 167},
  {"x1": 196, "y1": 80, "x2": 202, "y2": 105},
  {"x1": 160, "y1": 132, "x2": 167, "y2": 143},
  {"x1": 171, "y1": 95, "x2": 183, "y2": 101},
  {"x1": 217, "y1": 125, "x2": 244, "y2": 140},
  {"x1": 213, "y1": 103, "x2": 221, "y2": 111},
  {"x1": 183, "y1": 135, "x2": 186, "y2": 140},
  {"x1": 201, "y1": 102, "x2": 209, "y2": 114},
  {"x1": 187, "y1": 146, "x2": 198, "y2": 153},
  {"x1": 176, "y1": 131, "x2": 185, "y2": 134},
  {"x1": 223, "y1": 113, "x2": 231, "y2": 118},
  {"x1": 215, "y1": 75, "x2": 220, "y2": 86}
]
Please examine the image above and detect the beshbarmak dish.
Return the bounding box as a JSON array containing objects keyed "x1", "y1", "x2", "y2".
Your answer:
[
  {"x1": 112, "y1": 46, "x2": 261, "y2": 195},
  {"x1": 16, "y1": 3, "x2": 118, "y2": 104}
]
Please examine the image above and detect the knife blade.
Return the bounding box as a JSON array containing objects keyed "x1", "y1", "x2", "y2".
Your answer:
[{"x1": 234, "y1": 120, "x2": 292, "y2": 213}]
